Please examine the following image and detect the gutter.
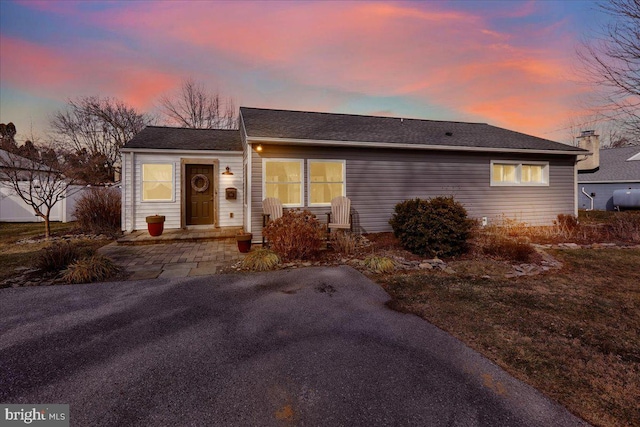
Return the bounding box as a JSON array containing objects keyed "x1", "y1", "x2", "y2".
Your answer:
[{"x1": 245, "y1": 136, "x2": 587, "y2": 156}]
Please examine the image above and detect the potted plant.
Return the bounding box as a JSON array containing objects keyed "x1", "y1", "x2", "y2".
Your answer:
[
  {"x1": 146, "y1": 215, "x2": 165, "y2": 237},
  {"x1": 236, "y1": 231, "x2": 252, "y2": 253}
]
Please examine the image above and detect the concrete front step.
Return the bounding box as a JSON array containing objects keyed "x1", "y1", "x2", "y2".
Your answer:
[{"x1": 117, "y1": 226, "x2": 243, "y2": 246}]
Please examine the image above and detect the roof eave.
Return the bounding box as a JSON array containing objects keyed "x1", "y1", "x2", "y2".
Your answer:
[
  {"x1": 121, "y1": 147, "x2": 242, "y2": 155},
  {"x1": 245, "y1": 136, "x2": 586, "y2": 156}
]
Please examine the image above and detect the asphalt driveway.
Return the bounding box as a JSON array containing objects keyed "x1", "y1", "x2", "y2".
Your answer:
[{"x1": 0, "y1": 266, "x2": 588, "y2": 426}]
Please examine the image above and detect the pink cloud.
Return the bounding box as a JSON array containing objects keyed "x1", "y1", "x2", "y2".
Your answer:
[
  {"x1": 0, "y1": 36, "x2": 177, "y2": 111},
  {"x1": 5, "y1": 1, "x2": 592, "y2": 139}
]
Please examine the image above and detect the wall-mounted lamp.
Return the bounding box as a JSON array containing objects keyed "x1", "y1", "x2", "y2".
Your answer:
[
  {"x1": 256, "y1": 144, "x2": 263, "y2": 152},
  {"x1": 222, "y1": 166, "x2": 233, "y2": 175}
]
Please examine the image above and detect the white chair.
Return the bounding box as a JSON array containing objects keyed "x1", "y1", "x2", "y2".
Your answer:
[
  {"x1": 326, "y1": 196, "x2": 352, "y2": 233},
  {"x1": 262, "y1": 198, "x2": 283, "y2": 245}
]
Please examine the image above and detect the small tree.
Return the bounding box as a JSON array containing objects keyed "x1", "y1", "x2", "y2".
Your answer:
[{"x1": 0, "y1": 144, "x2": 80, "y2": 238}]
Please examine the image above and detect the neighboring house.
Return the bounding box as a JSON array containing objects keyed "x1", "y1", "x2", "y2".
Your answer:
[
  {"x1": 0, "y1": 149, "x2": 89, "y2": 222},
  {"x1": 121, "y1": 107, "x2": 587, "y2": 241},
  {"x1": 578, "y1": 144, "x2": 640, "y2": 211}
]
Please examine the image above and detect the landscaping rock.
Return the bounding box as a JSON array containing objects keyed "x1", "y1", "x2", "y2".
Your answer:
[{"x1": 418, "y1": 263, "x2": 433, "y2": 270}]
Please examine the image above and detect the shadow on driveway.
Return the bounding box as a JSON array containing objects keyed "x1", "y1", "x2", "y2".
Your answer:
[{"x1": 0, "y1": 266, "x2": 589, "y2": 426}]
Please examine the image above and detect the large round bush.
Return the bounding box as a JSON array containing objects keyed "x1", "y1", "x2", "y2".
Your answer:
[{"x1": 389, "y1": 196, "x2": 473, "y2": 257}]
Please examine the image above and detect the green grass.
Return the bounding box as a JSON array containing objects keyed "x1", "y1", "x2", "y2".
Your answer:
[
  {"x1": 0, "y1": 222, "x2": 112, "y2": 283},
  {"x1": 379, "y1": 249, "x2": 640, "y2": 427}
]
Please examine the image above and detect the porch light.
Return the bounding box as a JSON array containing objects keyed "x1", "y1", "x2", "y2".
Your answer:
[
  {"x1": 222, "y1": 166, "x2": 233, "y2": 175},
  {"x1": 256, "y1": 144, "x2": 263, "y2": 152}
]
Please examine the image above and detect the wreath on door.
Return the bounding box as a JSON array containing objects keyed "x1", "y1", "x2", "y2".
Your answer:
[{"x1": 190, "y1": 174, "x2": 210, "y2": 193}]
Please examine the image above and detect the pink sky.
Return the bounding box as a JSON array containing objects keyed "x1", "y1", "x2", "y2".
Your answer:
[{"x1": 0, "y1": 1, "x2": 601, "y2": 144}]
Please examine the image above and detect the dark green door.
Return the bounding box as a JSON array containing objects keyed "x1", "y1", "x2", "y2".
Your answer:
[{"x1": 186, "y1": 164, "x2": 214, "y2": 225}]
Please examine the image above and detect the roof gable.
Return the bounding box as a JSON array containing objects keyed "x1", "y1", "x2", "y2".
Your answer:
[
  {"x1": 240, "y1": 107, "x2": 585, "y2": 154},
  {"x1": 123, "y1": 126, "x2": 242, "y2": 151}
]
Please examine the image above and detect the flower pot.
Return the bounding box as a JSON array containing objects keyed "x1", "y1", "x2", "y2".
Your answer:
[
  {"x1": 236, "y1": 233, "x2": 252, "y2": 253},
  {"x1": 146, "y1": 215, "x2": 165, "y2": 237}
]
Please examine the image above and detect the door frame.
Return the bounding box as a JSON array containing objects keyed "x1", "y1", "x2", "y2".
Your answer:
[{"x1": 181, "y1": 158, "x2": 219, "y2": 228}]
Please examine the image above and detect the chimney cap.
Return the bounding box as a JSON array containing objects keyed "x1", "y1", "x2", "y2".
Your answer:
[{"x1": 579, "y1": 130, "x2": 596, "y2": 137}]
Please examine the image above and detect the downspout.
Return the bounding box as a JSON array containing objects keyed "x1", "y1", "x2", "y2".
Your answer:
[{"x1": 581, "y1": 187, "x2": 594, "y2": 211}]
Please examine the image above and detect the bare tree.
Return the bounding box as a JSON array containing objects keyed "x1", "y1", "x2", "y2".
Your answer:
[
  {"x1": 0, "y1": 143, "x2": 80, "y2": 238},
  {"x1": 50, "y1": 96, "x2": 153, "y2": 181},
  {"x1": 561, "y1": 113, "x2": 634, "y2": 147},
  {"x1": 159, "y1": 78, "x2": 237, "y2": 129},
  {"x1": 577, "y1": 0, "x2": 640, "y2": 139}
]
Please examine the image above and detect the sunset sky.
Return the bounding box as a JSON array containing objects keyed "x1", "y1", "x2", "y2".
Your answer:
[{"x1": 0, "y1": 0, "x2": 609, "y2": 144}]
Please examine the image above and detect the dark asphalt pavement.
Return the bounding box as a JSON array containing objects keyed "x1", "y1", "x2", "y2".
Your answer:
[{"x1": 0, "y1": 266, "x2": 589, "y2": 426}]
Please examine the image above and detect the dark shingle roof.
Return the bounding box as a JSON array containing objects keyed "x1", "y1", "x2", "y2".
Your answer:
[
  {"x1": 578, "y1": 146, "x2": 640, "y2": 182},
  {"x1": 240, "y1": 107, "x2": 585, "y2": 153},
  {"x1": 123, "y1": 126, "x2": 242, "y2": 151}
]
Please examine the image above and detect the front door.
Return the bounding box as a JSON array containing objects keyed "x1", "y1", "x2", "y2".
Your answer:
[{"x1": 186, "y1": 164, "x2": 215, "y2": 225}]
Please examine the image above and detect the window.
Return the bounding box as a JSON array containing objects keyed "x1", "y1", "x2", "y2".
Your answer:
[
  {"x1": 491, "y1": 161, "x2": 548, "y2": 186},
  {"x1": 142, "y1": 163, "x2": 174, "y2": 201},
  {"x1": 308, "y1": 160, "x2": 345, "y2": 206},
  {"x1": 263, "y1": 159, "x2": 303, "y2": 206},
  {"x1": 492, "y1": 163, "x2": 517, "y2": 184}
]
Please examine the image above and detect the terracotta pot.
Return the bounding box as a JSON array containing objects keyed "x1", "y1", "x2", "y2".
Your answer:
[
  {"x1": 236, "y1": 233, "x2": 252, "y2": 253},
  {"x1": 146, "y1": 215, "x2": 165, "y2": 237}
]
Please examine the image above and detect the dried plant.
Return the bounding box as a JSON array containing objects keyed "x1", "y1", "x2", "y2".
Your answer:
[
  {"x1": 263, "y1": 210, "x2": 325, "y2": 260},
  {"x1": 242, "y1": 248, "x2": 281, "y2": 271},
  {"x1": 62, "y1": 255, "x2": 120, "y2": 284},
  {"x1": 35, "y1": 242, "x2": 83, "y2": 272},
  {"x1": 330, "y1": 230, "x2": 357, "y2": 255},
  {"x1": 479, "y1": 234, "x2": 535, "y2": 263},
  {"x1": 364, "y1": 255, "x2": 396, "y2": 274},
  {"x1": 74, "y1": 187, "x2": 121, "y2": 236}
]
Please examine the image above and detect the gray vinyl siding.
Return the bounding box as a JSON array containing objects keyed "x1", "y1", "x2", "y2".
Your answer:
[
  {"x1": 250, "y1": 144, "x2": 576, "y2": 242},
  {"x1": 578, "y1": 182, "x2": 640, "y2": 211}
]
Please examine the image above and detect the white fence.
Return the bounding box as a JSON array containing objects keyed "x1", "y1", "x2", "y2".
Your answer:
[{"x1": 0, "y1": 184, "x2": 94, "y2": 223}]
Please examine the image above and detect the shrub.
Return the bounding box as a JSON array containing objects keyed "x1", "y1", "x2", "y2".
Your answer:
[
  {"x1": 35, "y1": 242, "x2": 84, "y2": 272},
  {"x1": 364, "y1": 255, "x2": 396, "y2": 274},
  {"x1": 330, "y1": 230, "x2": 357, "y2": 255},
  {"x1": 242, "y1": 248, "x2": 281, "y2": 271},
  {"x1": 554, "y1": 214, "x2": 579, "y2": 238},
  {"x1": 608, "y1": 211, "x2": 640, "y2": 242},
  {"x1": 263, "y1": 210, "x2": 325, "y2": 260},
  {"x1": 389, "y1": 196, "x2": 473, "y2": 257},
  {"x1": 62, "y1": 255, "x2": 120, "y2": 284},
  {"x1": 480, "y1": 234, "x2": 535, "y2": 263},
  {"x1": 74, "y1": 187, "x2": 121, "y2": 236}
]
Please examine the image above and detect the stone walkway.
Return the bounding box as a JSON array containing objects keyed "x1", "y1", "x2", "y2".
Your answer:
[{"x1": 98, "y1": 238, "x2": 245, "y2": 281}]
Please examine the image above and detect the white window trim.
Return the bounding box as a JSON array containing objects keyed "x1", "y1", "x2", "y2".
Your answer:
[
  {"x1": 307, "y1": 159, "x2": 346, "y2": 207},
  {"x1": 262, "y1": 158, "x2": 304, "y2": 207},
  {"x1": 141, "y1": 162, "x2": 175, "y2": 202},
  {"x1": 490, "y1": 160, "x2": 549, "y2": 187}
]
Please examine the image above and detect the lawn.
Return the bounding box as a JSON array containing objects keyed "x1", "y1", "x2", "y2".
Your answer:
[
  {"x1": 0, "y1": 222, "x2": 112, "y2": 283},
  {"x1": 378, "y1": 248, "x2": 640, "y2": 427}
]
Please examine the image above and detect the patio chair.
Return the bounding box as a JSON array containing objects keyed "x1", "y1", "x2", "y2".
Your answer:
[
  {"x1": 262, "y1": 197, "x2": 283, "y2": 245},
  {"x1": 326, "y1": 196, "x2": 352, "y2": 233}
]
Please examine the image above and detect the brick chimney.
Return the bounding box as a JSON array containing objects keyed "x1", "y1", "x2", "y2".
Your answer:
[{"x1": 577, "y1": 130, "x2": 600, "y2": 173}]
